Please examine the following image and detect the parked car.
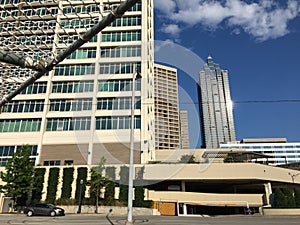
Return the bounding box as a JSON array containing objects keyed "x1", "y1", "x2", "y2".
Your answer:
[{"x1": 24, "y1": 203, "x2": 65, "y2": 217}]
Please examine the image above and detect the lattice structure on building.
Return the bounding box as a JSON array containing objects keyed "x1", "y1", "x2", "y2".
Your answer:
[{"x1": 0, "y1": 0, "x2": 138, "y2": 107}]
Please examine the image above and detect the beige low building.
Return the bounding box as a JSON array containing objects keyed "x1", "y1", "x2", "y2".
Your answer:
[{"x1": 1, "y1": 150, "x2": 300, "y2": 215}]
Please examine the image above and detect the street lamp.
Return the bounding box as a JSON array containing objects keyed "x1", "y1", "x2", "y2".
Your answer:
[
  {"x1": 77, "y1": 179, "x2": 83, "y2": 214},
  {"x1": 288, "y1": 172, "x2": 300, "y2": 184},
  {"x1": 126, "y1": 65, "x2": 142, "y2": 225}
]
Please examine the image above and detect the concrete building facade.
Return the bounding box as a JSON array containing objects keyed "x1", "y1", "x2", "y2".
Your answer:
[
  {"x1": 179, "y1": 110, "x2": 190, "y2": 149},
  {"x1": 0, "y1": 0, "x2": 155, "y2": 166},
  {"x1": 198, "y1": 56, "x2": 236, "y2": 149},
  {"x1": 154, "y1": 63, "x2": 180, "y2": 150}
]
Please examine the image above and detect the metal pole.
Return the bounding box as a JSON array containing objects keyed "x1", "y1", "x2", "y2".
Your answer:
[
  {"x1": 126, "y1": 66, "x2": 136, "y2": 225},
  {"x1": 77, "y1": 179, "x2": 83, "y2": 214}
]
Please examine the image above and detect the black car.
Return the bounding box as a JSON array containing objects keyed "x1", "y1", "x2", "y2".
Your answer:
[{"x1": 24, "y1": 203, "x2": 65, "y2": 217}]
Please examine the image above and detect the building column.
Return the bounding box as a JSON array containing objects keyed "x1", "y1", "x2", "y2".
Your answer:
[
  {"x1": 264, "y1": 182, "x2": 272, "y2": 206},
  {"x1": 181, "y1": 181, "x2": 186, "y2": 192}
]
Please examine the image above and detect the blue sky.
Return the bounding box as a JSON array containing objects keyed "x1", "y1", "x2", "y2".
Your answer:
[{"x1": 153, "y1": 0, "x2": 300, "y2": 148}]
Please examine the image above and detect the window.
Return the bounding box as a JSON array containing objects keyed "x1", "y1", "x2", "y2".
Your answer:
[
  {"x1": 49, "y1": 99, "x2": 92, "y2": 111},
  {"x1": 67, "y1": 48, "x2": 97, "y2": 59},
  {"x1": 54, "y1": 64, "x2": 95, "y2": 76},
  {"x1": 2, "y1": 100, "x2": 44, "y2": 113},
  {"x1": 99, "y1": 62, "x2": 141, "y2": 75},
  {"x1": 20, "y1": 82, "x2": 47, "y2": 95},
  {"x1": 95, "y1": 116, "x2": 141, "y2": 130},
  {"x1": 46, "y1": 117, "x2": 91, "y2": 131},
  {"x1": 110, "y1": 16, "x2": 141, "y2": 27},
  {"x1": 61, "y1": 18, "x2": 99, "y2": 29},
  {"x1": 98, "y1": 79, "x2": 141, "y2": 92},
  {"x1": 101, "y1": 31, "x2": 141, "y2": 42},
  {"x1": 100, "y1": 46, "x2": 141, "y2": 58},
  {"x1": 0, "y1": 145, "x2": 38, "y2": 167},
  {"x1": 52, "y1": 81, "x2": 94, "y2": 93},
  {"x1": 97, "y1": 97, "x2": 141, "y2": 110},
  {"x1": 43, "y1": 160, "x2": 61, "y2": 166},
  {"x1": 0, "y1": 119, "x2": 41, "y2": 132}
]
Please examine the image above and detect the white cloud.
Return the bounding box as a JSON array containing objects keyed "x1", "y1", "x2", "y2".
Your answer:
[
  {"x1": 160, "y1": 24, "x2": 181, "y2": 36},
  {"x1": 154, "y1": 0, "x2": 300, "y2": 41}
]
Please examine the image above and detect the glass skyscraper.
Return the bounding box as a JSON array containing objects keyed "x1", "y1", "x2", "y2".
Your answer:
[{"x1": 198, "y1": 56, "x2": 236, "y2": 148}]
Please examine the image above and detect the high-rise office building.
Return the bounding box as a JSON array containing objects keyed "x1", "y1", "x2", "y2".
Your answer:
[
  {"x1": 198, "y1": 56, "x2": 236, "y2": 149},
  {"x1": 179, "y1": 110, "x2": 190, "y2": 149},
  {"x1": 154, "y1": 63, "x2": 180, "y2": 150},
  {"x1": 0, "y1": 0, "x2": 155, "y2": 166}
]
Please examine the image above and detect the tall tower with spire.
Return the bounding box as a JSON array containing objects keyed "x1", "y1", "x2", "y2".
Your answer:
[{"x1": 198, "y1": 56, "x2": 236, "y2": 149}]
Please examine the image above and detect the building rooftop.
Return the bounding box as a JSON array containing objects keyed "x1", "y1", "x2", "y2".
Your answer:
[{"x1": 240, "y1": 138, "x2": 287, "y2": 144}]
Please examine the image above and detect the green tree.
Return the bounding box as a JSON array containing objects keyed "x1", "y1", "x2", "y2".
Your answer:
[
  {"x1": 282, "y1": 188, "x2": 296, "y2": 208},
  {"x1": 0, "y1": 145, "x2": 35, "y2": 207},
  {"x1": 134, "y1": 167, "x2": 144, "y2": 207},
  {"x1": 294, "y1": 189, "x2": 300, "y2": 207},
  {"x1": 31, "y1": 167, "x2": 46, "y2": 203},
  {"x1": 273, "y1": 188, "x2": 287, "y2": 208},
  {"x1": 60, "y1": 167, "x2": 74, "y2": 199},
  {"x1": 88, "y1": 157, "x2": 109, "y2": 213},
  {"x1": 104, "y1": 166, "x2": 116, "y2": 206},
  {"x1": 46, "y1": 167, "x2": 59, "y2": 204},
  {"x1": 119, "y1": 166, "x2": 129, "y2": 204}
]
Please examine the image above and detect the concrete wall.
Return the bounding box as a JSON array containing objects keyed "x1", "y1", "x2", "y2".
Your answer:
[
  {"x1": 148, "y1": 191, "x2": 264, "y2": 207},
  {"x1": 262, "y1": 208, "x2": 300, "y2": 216},
  {"x1": 60, "y1": 205, "x2": 159, "y2": 215}
]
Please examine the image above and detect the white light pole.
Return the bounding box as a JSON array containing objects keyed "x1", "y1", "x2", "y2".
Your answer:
[{"x1": 126, "y1": 65, "x2": 141, "y2": 225}]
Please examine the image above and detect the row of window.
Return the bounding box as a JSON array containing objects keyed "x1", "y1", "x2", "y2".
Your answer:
[
  {"x1": 1, "y1": 8, "x2": 58, "y2": 19},
  {"x1": 52, "y1": 81, "x2": 94, "y2": 93},
  {"x1": 20, "y1": 82, "x2": 47, "y2": 95},
  {"x1": 66, "y1": 48, "x2": 97, "y2": 59},
  {"x1": 0, "y1": 66, "x2": 34, "y2": 79},
  {"x1": 0, "y1": 21, "x2": 53, "y2": 32},
  {"x1": 46, "y1": 117, "x2": 91, "y2": 131},
  {"x1": 98, "y1": 79, "x2": 141, "y2": 92},
  {"x1": 1, "y1": 100, "x2": 44, "y2": 113},
  {"x1": 0, "y1": 116, "x2": 141, "y2": 132},
  {"x1": 100, "y1": 46, "x2": 141, "y2": 58},
  {"x1": 0, "y1": 0, "x2": 54, "y2": 4},
  {"x1": 0, "y1": 0, "x2": 19, "y2": 4},
  {"x1": 103, "y1": 3, "x2": 142, "y2": 12},
  {"x1": 222, "y1": 145, "x2": 300, "y2": 149},
  {"x1": 0, "y1": 2, "x2": 141, "y2": 18},
  {"x1": 17, "y1": 35, "x2": 54, "y2": 46},
  {"x1": 60, "y1": 18, "x2": 99, "y2": 29},
  {"x1": 110, "y1": 16, "x2": 141, "y2": 27},
  {"x1": 2, "y1": 96, "x2": 141, "y2": 113},
  {"x1": 49, "y1": 99, "x2": 92, "y2": 112},
  {"x1": 0, "y1": 145, "x2": 38, "y2": 157},
  {"x1": 101, "y1": 31, "x2": 141, "y2": 42},
  {"x1": 0, "y1": 16, "x2": 140, "y2": 33},
  {"x1": 57, "y1": 34, "x2": 97, "y2": 45},
  {"x1": 18, "y1": 20, "x2": 56, "y2": 31},
  {"x1": 62, "y1": 5, "x2": 100, "y2": 15},
  {"x1": 99, "y1": 62, "x2": 141, "y2": 75},
  {"x1": 54, "y1": 64, "x2": 95, "y2": 76},
  {"x1": 54, "y1": 61, "x2": 141, "y2": 76},
  {"x1": 97, "y1": 97, "x2": 141, "y2": 110},
  {"x1": 96, "y1": 116, "x2": 141, "y2": 130},
  {"x1": 18, "y1": 78, "x2": 141, "y2": 95},
  {"x1": 0, "y1": 119, "x2": 42, "y2": 132}
]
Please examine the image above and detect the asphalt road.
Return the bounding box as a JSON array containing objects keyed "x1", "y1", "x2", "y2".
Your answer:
[{"x1": 0, "y1": 214, "x2": 300, "y2": 225}]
